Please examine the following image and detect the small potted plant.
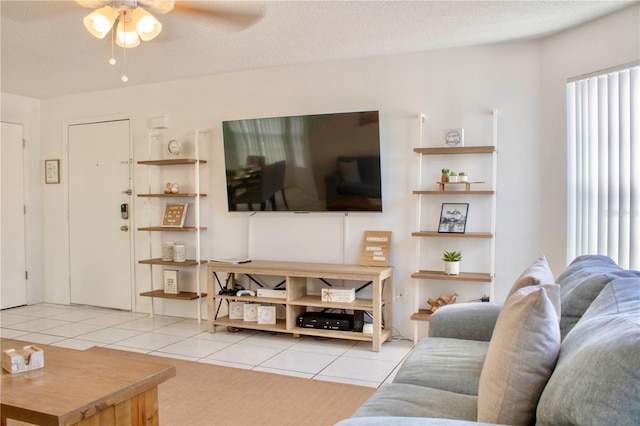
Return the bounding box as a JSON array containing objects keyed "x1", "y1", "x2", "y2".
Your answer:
[
  {"x1": 459, "y1": 172, "x2": 468, "y2": 182},
  {"x1": 442, "y1": 250, "x2": 462, "y2": 275},
  {"x1": 440, "y1": 168, "x2": 450, "y2": 182},
  {"x1": 448, "y1": 170, "x2": 459, "y2": 183}
]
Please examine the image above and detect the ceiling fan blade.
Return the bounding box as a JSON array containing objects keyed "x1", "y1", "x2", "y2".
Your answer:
[
  {"x1": 74, "y1": 0, "x2": 111, "y2": 9},
  {"x1": 137, "y1": 0, "x2": 176, "y2": 14},
  {"x1": 171, "y1": 1, "x2": 265, "y2": 30}
]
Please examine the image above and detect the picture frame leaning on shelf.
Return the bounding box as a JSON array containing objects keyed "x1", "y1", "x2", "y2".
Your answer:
[{"x1": 438, "y1": 203, "x2": 469, "y2": 233}]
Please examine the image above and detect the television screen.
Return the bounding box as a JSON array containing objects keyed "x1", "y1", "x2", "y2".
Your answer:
[{"x1": 222, "y1": 110, "x2": 382, "y2": 213}]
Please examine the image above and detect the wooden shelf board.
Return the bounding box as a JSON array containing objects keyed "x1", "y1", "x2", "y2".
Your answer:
[
  {"x1": 413, "y1": 190, "x2": 495, "y2": 195},
  {"x1": 289, "y1": 295, "x2": 375, "y2": 310},
  {"x1": 412, "y1": 231, "x2": 493, "y2": 239},
  {"x1": 137, "y1": 226, "x2": 207, "y2": 232},
  {"x1": 411, "y1": 309, "x2": 433, "y2": 322},
  {"x1": 138, "y1": 258, "x2": 205, "y2": 266},
  {"x1": 212, "y1": 316, "x2": 287, "y2": 333},
  {"x1": 292, "y1": 327, "x2": 376, "y2": 342},
  {"x1": 215, "y1": 294, "x2": 287, "y2": 304},
  {"x1": 137, "y1": 159, "x2": 207, "y2": 166},
  {"x1": 140, "y1": 290, "x2": 206, "y2": 300},
  {"x1": 137, "y1": 193, "x2": 207, "y2": 198},
  {"x1": 411, "y1": 270, "x2": 493, "y2": 282},
  {"x1": 414, "y1": 146, "x2": 495, "y2": 155}
]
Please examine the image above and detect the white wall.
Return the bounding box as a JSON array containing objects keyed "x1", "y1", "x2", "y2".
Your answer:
[
  {"x1": 36, "y1": 40, "x2": 541, "y2": 338},
  {"x1": 539, "y1": 4, "x2": 640, "y2": 275},
  {"x1": 1, "y1": 93, "x2": 44, "y2": 304}
]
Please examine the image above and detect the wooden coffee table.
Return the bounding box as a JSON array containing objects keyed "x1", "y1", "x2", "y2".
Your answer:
[{"x1": 1, "y1": 339, "x2": 175, "y2": 426}]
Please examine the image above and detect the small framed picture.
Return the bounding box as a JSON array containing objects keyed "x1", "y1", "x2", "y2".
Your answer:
[
  {"x1": 443, "y1": 128, "x2": 464, "y2": 147},
  {"x1": 438, "y1": 203, "x2": 469, "y2": 233},
  {"x1": 163, "y1": 269, "x2": 179, "y2": 294},
  {"x1": 243, "y1": 304, "x2": 259, "y2": 322},
  {"x1": 229, "y1": 302, "x2": 245, "y2": 320},
  {"x1": 45, "y1": 159, "x2": 60, "y2": 184},
  {"x1": 258, "y1": 305, "x2": 277, "y2": 325}
]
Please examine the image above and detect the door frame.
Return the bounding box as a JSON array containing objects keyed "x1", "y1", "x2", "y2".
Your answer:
[
  {"x1": 1, "y1": 121, "x2": 29, "y2": 308},
  {"x1": 62, "y1": 114, "x2": 136, "y2": 310}
]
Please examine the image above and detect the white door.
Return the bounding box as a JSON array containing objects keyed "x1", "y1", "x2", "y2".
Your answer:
[
  {"x1": 68, "y1": 119, "x2": 132, "y2": 310},
  {"x1": 1, "y1": 122, "x2": 28, "y2": 309}
]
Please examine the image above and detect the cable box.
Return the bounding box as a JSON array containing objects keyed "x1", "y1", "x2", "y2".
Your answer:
[
  {"x1": 297, "y1": 312, "x2": 354, "y2": 331},
  {"x1": 256, "y1": 288, "x2": 286, "y2": 299}
]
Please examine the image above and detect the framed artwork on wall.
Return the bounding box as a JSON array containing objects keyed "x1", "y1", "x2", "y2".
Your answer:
[
  {"x1": 438, "y1": 203, "x2": 469, "y2": 233},
  {"x1": 45, "y1": 159, "x2": 60, "y2": 184}
]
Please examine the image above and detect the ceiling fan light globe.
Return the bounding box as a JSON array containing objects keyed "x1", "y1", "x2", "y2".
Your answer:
[
  {"x1": 116, "y1": 19, "x2": 141, "y2": 48},
  {"x1": 131, "y1": 8, "x2": 162, "y2": 41},
  {"x1": 83, "y1": 6, "x2": 118, "y2": 39}
]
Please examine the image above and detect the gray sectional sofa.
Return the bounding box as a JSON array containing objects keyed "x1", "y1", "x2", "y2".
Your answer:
[{"x1": 337, "y1": 255, "x2": 640, "y2": 425}]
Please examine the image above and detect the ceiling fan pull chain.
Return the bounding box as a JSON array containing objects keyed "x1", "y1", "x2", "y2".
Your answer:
[
  {"x1": 109, "y1": 24, "x2": 116, "y2": 66},
  {"x1": 121, "y1": 17, "x2": 128, "y2": 83}
]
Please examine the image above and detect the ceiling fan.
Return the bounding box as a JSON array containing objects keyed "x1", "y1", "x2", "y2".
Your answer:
[{"x1": 75, "y1": 0, "x2": 265, "y2": 81}]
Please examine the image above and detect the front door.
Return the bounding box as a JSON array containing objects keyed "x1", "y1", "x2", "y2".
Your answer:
[
  {"x1": 68, "y1": 119, "x2": 132, "y2": 310},
  {"x1": 1, "y1": 122, "x2": 27, "y2": 309}
]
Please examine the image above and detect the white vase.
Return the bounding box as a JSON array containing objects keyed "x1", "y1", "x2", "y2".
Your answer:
[
  {"x1": 444, "y1": 261, "x2": 460, "y2": 275},
  {"x1": 449, "y1": 176, "x2": 459, "y2": 183}
]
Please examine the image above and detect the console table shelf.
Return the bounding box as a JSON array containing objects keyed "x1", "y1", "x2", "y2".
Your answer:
[
  {"x1": 137, "y1": 159, "x2": 207, "y2": 166},
  {"x1": 139, "y1": 258, "x2": 205, "y2": 266},
  {"x1": 413, "y1": 190, "x2": 495, "y2": 195},
  {"x1": 207, "y1": 260, "x2": 393, "y2": 351},
  {"x1": 140, "y1": 289, "x2": 206, "y2": 300},
  {"x1": 138, "y1": 226, "x2": 207, "y2": 232}
]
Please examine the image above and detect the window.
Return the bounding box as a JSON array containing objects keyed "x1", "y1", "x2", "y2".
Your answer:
[{"x1": 566, "y1": 62, "x2": 639, "y2": 269}]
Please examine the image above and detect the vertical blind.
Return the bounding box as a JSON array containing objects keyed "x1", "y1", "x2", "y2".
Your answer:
[{"x1": 567, "y1": 63, "x2": 639, "y2": 269}]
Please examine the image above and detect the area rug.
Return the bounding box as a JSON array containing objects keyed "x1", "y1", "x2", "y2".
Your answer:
[{"x1": 87, "y1": 346, "x2": 374, "y2": 426}]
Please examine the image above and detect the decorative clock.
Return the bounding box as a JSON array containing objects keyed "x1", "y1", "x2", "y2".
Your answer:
[{"x1": 167, "y1": 139, "x2": 182, "y2": 156}]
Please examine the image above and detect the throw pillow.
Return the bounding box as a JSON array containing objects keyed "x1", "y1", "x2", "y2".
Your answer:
[
  {"x1": 337, "y1": 160, "x2": 361, "y2": 183},
  {"x1": 477, "y1": 284, "x2": 561, "y2": 425},
  {"x1": 506, "y1": 255, "x2": 555, "y2": 300}
]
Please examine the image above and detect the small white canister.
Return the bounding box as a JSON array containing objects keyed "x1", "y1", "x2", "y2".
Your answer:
[
  {"x1": 162, "y1": 242, "x2": 175, "y2": 262},
  {"x1": 173, "y1": 243, "x2": 186, "y2": 262}
]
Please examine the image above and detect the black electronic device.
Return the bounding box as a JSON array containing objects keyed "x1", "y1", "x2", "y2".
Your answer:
[
  {"x1": 297, "y1": 312, "x2": 354, "y2": 331},
  {"x1": 353, "y1": 310, "x2": 364, "y2": 332}
]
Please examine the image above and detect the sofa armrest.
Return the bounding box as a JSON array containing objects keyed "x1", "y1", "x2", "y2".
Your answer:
[
  {"x1": 337, "y1": 417, "x2": 497, "y2": 425},
  {"x1": 428, "y1": 303, "x2": 502, "y2": 342}
]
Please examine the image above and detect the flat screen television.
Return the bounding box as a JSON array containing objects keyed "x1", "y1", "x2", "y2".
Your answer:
[{"x1": 222, "y1": 110, "x2": 382, "y2": 213}]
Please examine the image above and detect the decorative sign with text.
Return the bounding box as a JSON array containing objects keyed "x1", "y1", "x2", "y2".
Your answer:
[
  {"x1": 161, "y1": 203, "x2": 188, "y2": 227},
  {"x1": 360, "y1": 230, "x2": 392, "y2": 267}
]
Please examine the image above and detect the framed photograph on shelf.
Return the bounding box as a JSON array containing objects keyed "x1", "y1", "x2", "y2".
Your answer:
[
  {"x1": 45, "y1": 159, "x2": 60, "y2": 184},
  {"x1": 438, "y1": 203, "x2": 469, "y2": 233},
  {"x1": 161, "y1": 203, "x2": 188, "y2": 227},
  {"x1": 163, "y1": 269, "x2": 179, "y2": 294}
]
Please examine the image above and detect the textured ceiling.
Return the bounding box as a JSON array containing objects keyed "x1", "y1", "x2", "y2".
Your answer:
[{"x1": 1, "y1": 0, "x2": 635, "y2": 99}]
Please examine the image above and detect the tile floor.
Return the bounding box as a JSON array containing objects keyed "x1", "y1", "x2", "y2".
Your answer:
[{"x1": 0, "y1": 303, "x2": 414, "y2": 388}]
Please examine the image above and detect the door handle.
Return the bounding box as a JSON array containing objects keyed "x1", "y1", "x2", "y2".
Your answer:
[
  {"x1": 120, "y1": 225, "x2": 129, "y2": 232},
  {"x1": 122, "y1": 189, "x2": 132, "y2": 195}
]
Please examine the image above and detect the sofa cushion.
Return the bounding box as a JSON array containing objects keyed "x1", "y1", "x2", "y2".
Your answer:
[
  {"x1": 506, "y1": 255, "x2": 555, "y2": 300},
  {"x1": 351, "y1": 383, "x2": 478, "y2": 421},
  {"x1": 393, "y1": 337, "x2": 488, "y2": 396},
  {"x1": 477, "y1": 284, "x2": 561, "y2": 425},
  {"x1": 537, "y1": 277, "x2": 640, "y2": 426},
  {"x1": 428, "y1": 303, "x2": 502, "y2": 342},
  {"x1": 556, "y1": 255, "x2": 640, "y2": 338}
]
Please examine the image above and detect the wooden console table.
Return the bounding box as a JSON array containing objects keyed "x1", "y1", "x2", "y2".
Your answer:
[
  {"x1": 206, "y1": 260, "x2": 393, "y2": 352},
  {"x1": 1, "y1": 339, "x2": 175, "y2": 426}
]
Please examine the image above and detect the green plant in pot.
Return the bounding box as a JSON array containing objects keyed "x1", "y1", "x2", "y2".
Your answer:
[
  {"x1": 441, "y1": 168, "x2": 450, "y2": 183},
  {"x1": 442, "y1": 250, "x2": 462, "y2": 275},
  {"x1": 448, "y1": 170, "x2": 459, "y2": 183}
]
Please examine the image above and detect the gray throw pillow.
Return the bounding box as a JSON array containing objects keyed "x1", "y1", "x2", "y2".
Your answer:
[
  {"x1": 477, "y1": 284, "x2": 561, "y2": 425},
  {"x1": 506, "y1": 255, "x2": 555, "y2": 300}
]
